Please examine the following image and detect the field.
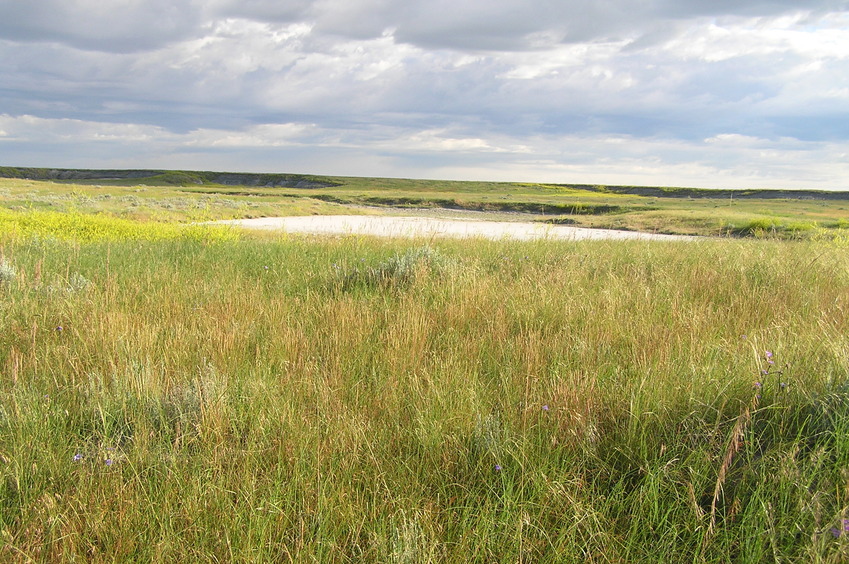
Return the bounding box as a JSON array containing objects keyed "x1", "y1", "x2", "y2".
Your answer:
[
  {"x1": 2, "y1": 170, "x2": 849, "y2": 561},
  {"x1": 2, "y1": 166, "x2": 849, "y2": 238}
]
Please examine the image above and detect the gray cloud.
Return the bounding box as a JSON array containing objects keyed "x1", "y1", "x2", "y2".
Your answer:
[
  {"x1": 0, "y1": 1, "x2": 206, "y2": 53},
  {"x1": 655, "y1": 0, "x2": 846, "y2": 19},
  {"x1": 208, "y1": 0, "x2": 313, "y2": 22},
  {"x1": 308, "y1": 0, "x2": 847, "y2": 50},
  {"x1": 1, "y1": 1, "x2": 848, "y2": 189},
  {"x1": 2, "y1": 1, "x2": 844, "y2": 53}
]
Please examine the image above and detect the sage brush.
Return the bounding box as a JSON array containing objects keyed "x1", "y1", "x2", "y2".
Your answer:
[{"x1": 0, "y1": 257, "x2": 15, "y2": 285}]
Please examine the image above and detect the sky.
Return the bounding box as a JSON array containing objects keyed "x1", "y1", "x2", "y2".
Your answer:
[{"x1": 1, "y1": 1, "x2": 848, "y2": 190}]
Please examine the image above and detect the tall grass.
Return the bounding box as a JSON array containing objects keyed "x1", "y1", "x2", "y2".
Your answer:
[{"x1": 1, "y1": 225, "x2": 849, "y2": 561}]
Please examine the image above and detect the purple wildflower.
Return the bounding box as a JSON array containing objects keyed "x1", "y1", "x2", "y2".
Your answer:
[
  {"x1": 754, "y1": 382, "x2": 762, "y2": 389},
  {"x1": 56, "y1": 325, "x2": 63, "y2": 332},
  {"x1": 494, "y1": 464, "x2": 502, "y2": 471},
  {"x1": 830, "y1": 520, "x2": 849, "y2": 538},
  {"x1": 73, "y1": 453, "x2": 83, "y2": 462},
  {"x1": 105, "y1": 459, "x2": 114, "y2": 466},
  {"x1": 542, "y1": 405, "x2": 549, "y2": 411}
]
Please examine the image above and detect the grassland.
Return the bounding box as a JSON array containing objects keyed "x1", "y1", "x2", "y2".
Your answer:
[
  {"x1": 1, "y1": 172, "x2": 849, "y2": 561},
  {"x1": 2, "y1": 166, "x2": 849, "y2": 238}
]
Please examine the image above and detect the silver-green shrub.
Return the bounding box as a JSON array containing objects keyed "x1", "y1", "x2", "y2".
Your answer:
[
  {"x1": 338, "y1": 246, "x2": 450, "y2": 291},
  {"x1": 0, "y1": 258, "x2": 16, "y2": 285}
]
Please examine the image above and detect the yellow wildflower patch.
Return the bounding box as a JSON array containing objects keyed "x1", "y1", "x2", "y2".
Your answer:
[{"x1": 0, "y1": 209, "x2": 239, "y2": 243}]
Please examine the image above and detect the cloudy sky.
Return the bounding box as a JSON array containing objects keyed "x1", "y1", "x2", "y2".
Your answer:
[{"x1": 1, "y1": 1, "x2": 848, "y2": 189}]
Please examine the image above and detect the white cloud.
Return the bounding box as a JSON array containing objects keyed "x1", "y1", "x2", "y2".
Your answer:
[
  {"x1": 0, "y1": 114, "x2": 168, "y2": 143},
  {"x1": 186, "y1": 123, "x2": 317, "y2": 147},
  {"x1": 0, "y1": 2, "x2": 848, "y2": 189},
  {"x1": 657, "y1": 13, "x2": 849, "y2": 63},
  {"x1": 0, "y1": 114, "x2": 318, "y2": 148},
  {"x1": 705, "y1": 133, "x2": 763, "y2": 146}
]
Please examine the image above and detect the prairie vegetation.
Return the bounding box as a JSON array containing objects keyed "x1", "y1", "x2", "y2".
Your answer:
[
  {"x1": 1, "y1": 203, "x2": 849, "y2": 561},
  {"x1": 2, "y1": 172, "x2": 849, "y2": 560},
  {"x1": 2, "y1": 167, "x2": 849, "y2": 238}
]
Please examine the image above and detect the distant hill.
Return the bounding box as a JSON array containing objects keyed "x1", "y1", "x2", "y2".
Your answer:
[
  {"x1": 1, "y1": 166, "x2": 846, "y2": 200},
  {"x1": 572, "y1": 184, "x2": 849, "y2": 200},
  {"x1": 0, "y1": 166, "x2": 338, "y2": 189}
]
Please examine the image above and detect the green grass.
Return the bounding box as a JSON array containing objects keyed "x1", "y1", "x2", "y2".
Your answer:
[
  {"x1": 2, "y1": 209, "x2": 849, "y2": 561},
  {"x1": 3, "y1": 168, "x2": 849, "y2": 239}
]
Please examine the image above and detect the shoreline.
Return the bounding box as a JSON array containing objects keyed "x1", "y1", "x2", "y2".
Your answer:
[{"x1": 212, "y1": 215, "x2": 697, "y2": 241}]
